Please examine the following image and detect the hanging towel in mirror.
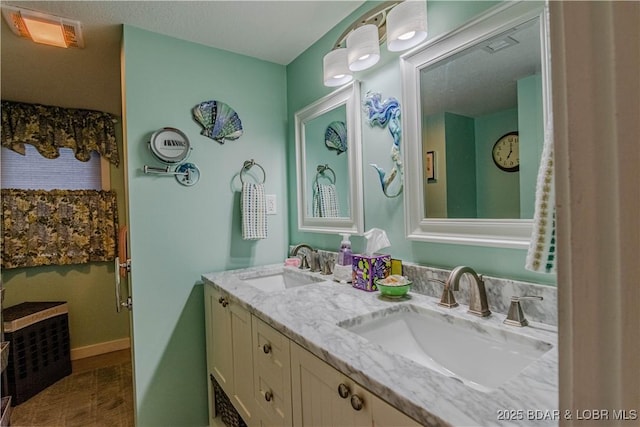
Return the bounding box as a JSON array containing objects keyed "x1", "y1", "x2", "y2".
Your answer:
[
  {"x1": 241, "y1": 182, "x2": 267, "y2": 240},
  {"x1": 313, "y1": 183, "x2": 340, "y2": 218},
  {"x1": 526, "y1": 119, "x2": 556, "y2": 273}
]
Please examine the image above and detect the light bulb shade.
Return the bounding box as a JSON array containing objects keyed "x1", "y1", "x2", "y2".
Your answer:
[
  {"x1": 387, "y1": 1, "x2": 428, "y2": 52},
  {"x1": 323, "y1": 48, "x2": 353, "y2": 87},
  {"x1": 346, "y1": 24, "x2": 380, "y2": 72}
]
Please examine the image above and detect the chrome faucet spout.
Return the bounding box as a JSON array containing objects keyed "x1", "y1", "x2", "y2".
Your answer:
[{"x1": 445, "y1": 266, "x2": 491, "y2": 317}]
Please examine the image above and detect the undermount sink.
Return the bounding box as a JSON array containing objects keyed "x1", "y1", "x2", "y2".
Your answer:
[
  {"x1": 242, "y1": 270, "x2": 320, "y2": 292},
  {"x1": 339, "y1": 305, "x2": 553, "y2": 393}
]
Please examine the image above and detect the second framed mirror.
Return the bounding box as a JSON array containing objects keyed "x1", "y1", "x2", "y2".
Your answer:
[{"x1": 294, "y1": 81, "x2": 364, "y2": 234}]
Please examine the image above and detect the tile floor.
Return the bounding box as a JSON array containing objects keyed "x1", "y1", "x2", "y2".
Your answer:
[{"x1": 9, "y1": 349, "x2": 134, "y2": 427}]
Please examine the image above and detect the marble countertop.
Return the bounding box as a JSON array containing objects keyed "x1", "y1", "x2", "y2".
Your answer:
[{"x1": 202, "y1": 264, "x2": 558, "y2": 427}]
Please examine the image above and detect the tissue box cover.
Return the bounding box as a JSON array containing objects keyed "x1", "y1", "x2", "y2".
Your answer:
[{"x1": 352, "y1": 254, "x2": 391, "y2": 291}]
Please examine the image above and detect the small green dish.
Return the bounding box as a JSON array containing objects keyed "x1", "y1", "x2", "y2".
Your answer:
[{"x1": 375, "y1": 278, "x2": 412, "y2": 298}]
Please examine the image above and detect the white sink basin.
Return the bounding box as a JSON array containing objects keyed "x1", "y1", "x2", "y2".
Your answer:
[
  {"x1": 340, "y1": 305, "x2": 553, "y2": 392},
  {"x1": 242, "y1": 271, "x2": 319, "y2": 292}
]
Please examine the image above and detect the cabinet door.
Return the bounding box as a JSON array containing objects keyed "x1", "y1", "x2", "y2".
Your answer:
[
  {"x1": 230, "y1": 301, "x2": 256, "y2": 425},
  {"x1": 371, "y1": 394, "x2": 422, "y2": 427},
  {"x1": 206, "y1": 286, "x2": 233, "y2": 392},
  {"x1": 252, "y1": 316, "x2": 292, "y2": 427},
  {"x1": 291, "y1": 343, "x2": 371, "y2": 427}
]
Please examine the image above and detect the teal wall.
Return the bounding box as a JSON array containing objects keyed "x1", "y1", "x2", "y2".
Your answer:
[
  {"x1": 444, "y1": 112, "x2": 477, "y2": 218},
  {"x1": 475, "y1": 108, "x2": 520, "y2": 218},
  {"x1": 286, "y1": 0, "x2": 556, "y2": 285},
  {"x1": 424, "y1": 113, "x2": 447, "y2": 217},
  {"x1": 518, "y1": 74, "x2": 544, "y2": 218},
  {"x1": 122, "y1": 26, "x2": 288, "y2": 425}
]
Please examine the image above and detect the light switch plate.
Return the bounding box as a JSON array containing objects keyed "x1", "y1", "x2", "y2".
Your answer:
[{"x1": 266, "y1": 194, "x2": 277, "y2": 215}]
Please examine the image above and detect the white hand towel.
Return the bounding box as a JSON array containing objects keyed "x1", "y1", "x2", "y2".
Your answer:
[
  {"x1": 313, "y1": 183, "x2": 340, "y2": 218},
  {"x1": 526, "y1": 119, "x2": 556, "y2": 273},
  {"x1": 241, "y1": 182, "x2": 267, "y2": 240}
]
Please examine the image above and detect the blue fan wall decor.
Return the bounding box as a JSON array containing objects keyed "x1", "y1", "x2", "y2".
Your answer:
[
  {"x1": 324, "y1": 121, "x2": 348, "y2": 154},
  {"x1": 192, "y1": 100, "x2": 243, "y2": 144},
  {"x1": 362, "y1": 91, "x2": 403, "y2": 198}
]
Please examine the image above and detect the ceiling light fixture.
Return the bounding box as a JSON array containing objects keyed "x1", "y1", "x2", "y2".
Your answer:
[
  {"x1": 346, "y1": 24, "x2": 380, "y2": 72},
  {"x1": 387, "y1": 1, "x2": 428, "y2": 52},
  {"x1": 1, "y1": 5, "x2": 84, "y2": 48},
  {"x1": 323, "y1": 48, "x2": 353, "y2": 87},
  {"x1": 323, "y1": 1, "x2": 427, "y2": 87}
]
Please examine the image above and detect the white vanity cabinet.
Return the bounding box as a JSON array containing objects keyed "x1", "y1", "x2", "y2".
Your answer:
[
  {"x1": 204, "y1": 284, "x2": 420, "y2": 427},
  {"x1": 290, "y1": 342, "x2": 421, "y2": 427},
  {"x1": 204, "y1": 285, "x2": 257, "y2": 425}
]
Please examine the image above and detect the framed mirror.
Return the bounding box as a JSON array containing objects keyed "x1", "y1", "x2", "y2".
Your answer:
[
  {"x1": 295, "y1": 81, "x2": 364, "y2": 234},
  {"x1": 400, "y1": 2, "x2": 551, "y2": 248}
]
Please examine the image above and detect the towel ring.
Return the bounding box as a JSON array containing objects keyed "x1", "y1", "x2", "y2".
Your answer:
[
  {"x1": 315, "y1": 164, "x2": 336, "y2": 185},
  {"x1": 240, "y1": 159, "x2": 266, "y2": 184}
]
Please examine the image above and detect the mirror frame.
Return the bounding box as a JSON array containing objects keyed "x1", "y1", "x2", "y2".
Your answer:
[
  {"x1": 295, "y1": 81, "x2": 364, "y2": 234},
  {"x1": 400, "y1": 1, "x2": 551, "y2": 249}
]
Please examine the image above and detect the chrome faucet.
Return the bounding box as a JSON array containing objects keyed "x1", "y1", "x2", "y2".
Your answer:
[
  {"x1": 290, "y1": 244, "x2": 320, "y2": 272},
  {"x1": 439, "y1": 266, "x2": 491, "y2": 317}
]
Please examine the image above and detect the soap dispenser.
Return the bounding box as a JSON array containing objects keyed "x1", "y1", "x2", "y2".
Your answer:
[
  {"x1": 337, "y1": 233, "x2": 353, "y2": 266},
  {"x1": 333, "y1": 233, "x2": 353, "y2": 283}
]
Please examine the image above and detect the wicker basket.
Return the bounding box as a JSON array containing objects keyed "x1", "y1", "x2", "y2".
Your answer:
[
  {"x1": 3, "y1": 302, "x2": 71, "y2": 405},
  {"x1": 210, "y1": 374, "x2": 247, "y2": 427}
]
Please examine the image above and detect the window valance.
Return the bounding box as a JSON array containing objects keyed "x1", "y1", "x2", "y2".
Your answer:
[
  {"x1": 1, "y1": 100, "x2": 119, "y2": 166},
  {"x1": 1, "y1": 189, "x2": 119, "y2": 269}
]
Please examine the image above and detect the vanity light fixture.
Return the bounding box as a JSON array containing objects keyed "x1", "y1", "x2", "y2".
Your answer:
[
  {"x1": 323, "y1": 1, "x2": 427, "y2": 87},
  {"x1": 346, "y1": 24, "x2": 380, "y2": 71},
  {"x1": 386, "y1": 1, "x2": 428, "y2": 52},
  {"x1": 323, "y1": 48, "x2": 354, "y2": 87},
  {"x1": 1, "y1": 5, "x2": 84, "y2": 48}
]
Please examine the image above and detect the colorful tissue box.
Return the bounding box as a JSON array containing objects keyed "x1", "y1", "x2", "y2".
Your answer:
[{"x1": 352, "y1": 254, "x2": 391, "y2": 292}]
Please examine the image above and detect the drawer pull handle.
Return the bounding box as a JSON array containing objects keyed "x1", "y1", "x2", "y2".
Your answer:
[
  {"x1": 337, "y1": 383, "x2": 350, "y2": 399},
  {"x1": 264, "y1": 390, "x2": 273, "y2": 402},
  {"x1": 350, "y1": 394, "x2": 364, "y2": 411},
  {"x1": 218, "y1": 297, "x2": 229, "y2": 307},
  {"x1": 263, "y1": 343, "x2": 272, "y2": 354}
]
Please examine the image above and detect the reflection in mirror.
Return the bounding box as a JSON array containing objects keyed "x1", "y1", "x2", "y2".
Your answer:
[
  {"x1": 304, "y1": 104, "x2": 349, "y2": 218},
  {"x1": 401, "y1": 2, "x2": 551, "y2": 248},
  {"x1": 295, "y1": 81, "x2": 364, "y2": 234},
  {"x1": 421, "y1": 18, "x2": 542, "y2": 219}
]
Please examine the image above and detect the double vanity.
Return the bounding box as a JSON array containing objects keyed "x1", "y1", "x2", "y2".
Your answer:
[{"x1": 202, "y1": 264, "x2": 557, "y2": 427}]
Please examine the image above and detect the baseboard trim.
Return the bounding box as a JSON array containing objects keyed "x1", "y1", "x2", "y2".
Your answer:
[{"x1": 71, "y1": 337, "x2": 131, "y2": 360}]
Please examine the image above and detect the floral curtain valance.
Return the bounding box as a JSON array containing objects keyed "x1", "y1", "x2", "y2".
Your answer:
[
  {"x1": 1, "y1": 189, "x2": 119, "y2": 269},
  {"x1": 1, "y1": 100, "x2": 119, "y2": 166}
]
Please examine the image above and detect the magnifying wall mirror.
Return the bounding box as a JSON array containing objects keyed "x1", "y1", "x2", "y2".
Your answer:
[
  {"x1": 295, "y1": 81, "x2": 364, "y2": 234},
  {"x1": 401, "y1": 1, "x2": 551, "y2": 248}
]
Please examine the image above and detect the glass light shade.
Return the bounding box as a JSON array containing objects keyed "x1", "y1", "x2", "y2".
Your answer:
[
  {"x1": 323, "y1": 48, "x2": 353, "y2": 87},
  {"x1": 346, "y1": 24, "x2": 380, "y2": 71},
  {"x1": 22, "y1": 16, "x2": 68, "y2": 48},
  {"x1": 387, "y1": 1, "x2": 428, "y2": 52}
]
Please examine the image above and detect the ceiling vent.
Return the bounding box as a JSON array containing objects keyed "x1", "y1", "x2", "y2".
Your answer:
[{"x1": 1, "y1": 5, "x2": 84, "y2": 48}]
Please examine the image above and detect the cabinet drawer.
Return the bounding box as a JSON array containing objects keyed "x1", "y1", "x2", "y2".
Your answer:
[
  {"x1": 252, "y1": 316, "x2": 290, "y2": 390},
  {"x1": 252, "y1": 316, "x2": 292, "y2": 427}
]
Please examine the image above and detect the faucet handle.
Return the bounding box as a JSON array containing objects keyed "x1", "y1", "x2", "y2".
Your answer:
[
  {"x1": 433, "y1": 278, "x2": 459, "y2": 309},
  {"x1": 504, "y1": 295, "x2": 543, "y2": 327},
  {"x1": 299, "y1": 254, "x2": 310, "y2": 270},
  {"x1": 321, "y1": 258, "x2": 333, "y2": 275}
]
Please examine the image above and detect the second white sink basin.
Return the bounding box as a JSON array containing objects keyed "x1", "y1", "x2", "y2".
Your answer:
[{"x1": 340, "y1": 305, "x2": 553, "y2": 392}]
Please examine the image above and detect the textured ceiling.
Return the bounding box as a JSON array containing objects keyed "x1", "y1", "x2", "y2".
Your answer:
[
  {"x1": 1, "y1": 0, "x2": 365, "y2": 115},
  {"x1": 420, "y1": 19, "x2": 542, "y2": 118}
]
